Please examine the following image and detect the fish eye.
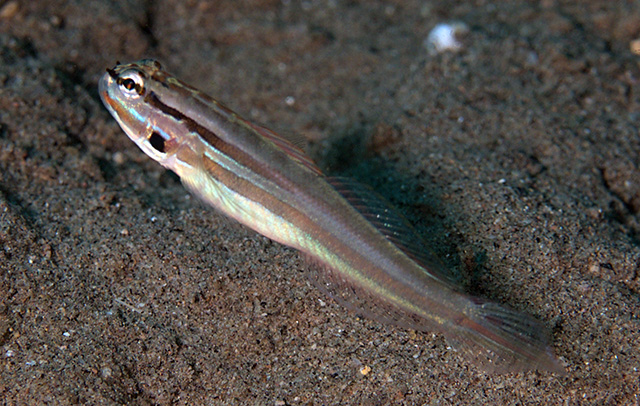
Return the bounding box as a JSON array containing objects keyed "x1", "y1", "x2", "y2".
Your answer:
[
  {"x1": 116, "y1": 71, "x2": 144, "y2": 97},
  {"x1": 121, "y1": 78, "x2": 136, "y2": 91}
]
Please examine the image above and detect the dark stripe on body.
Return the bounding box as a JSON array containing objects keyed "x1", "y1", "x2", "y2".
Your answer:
[{"x1": 145, "y1": 91, "x2": 307, "y2": 195}]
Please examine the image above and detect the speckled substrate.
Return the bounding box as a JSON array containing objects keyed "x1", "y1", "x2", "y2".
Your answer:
[{"x1": 1, "y1": 1, "x2": 639, "y2": 404}]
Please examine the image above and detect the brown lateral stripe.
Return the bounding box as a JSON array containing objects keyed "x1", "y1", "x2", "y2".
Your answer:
[
  {"x1": 144, "y1": 91, "x2": 306, "y2": 199},
  {"x1": 202, "y1": 155, "x2": 351, "y2": 262},
  {"x1": 144, "y1": 70, "x2": 321, "y2": 176},
  {"x1": 145, "y1": 91, "x2": 257, "y2": 171}
]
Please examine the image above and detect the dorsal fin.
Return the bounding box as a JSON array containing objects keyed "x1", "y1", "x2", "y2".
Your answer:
[
  {"x1": 240, "y1": 119, "x2": 323, "y2": 176},
  {"x1": 328, "y1": 177, "x2": 460, "y2": 286}
]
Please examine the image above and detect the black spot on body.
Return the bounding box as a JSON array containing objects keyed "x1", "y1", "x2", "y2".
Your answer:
[{"x1": 149, "y1": 131, "x2": 166, "y2": 153}]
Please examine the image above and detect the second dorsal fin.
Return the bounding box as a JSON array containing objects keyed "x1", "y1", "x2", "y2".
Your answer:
[{"x1": 328, "y1": 177, "x2": 460, "y2": 286}]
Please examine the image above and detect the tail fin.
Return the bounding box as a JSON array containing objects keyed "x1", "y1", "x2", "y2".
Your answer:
[{"x1": 446, "y1": 299, "x2": 565, "y2": 374}]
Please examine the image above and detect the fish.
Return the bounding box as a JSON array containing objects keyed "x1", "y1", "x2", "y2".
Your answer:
[{"x1": 99, "y1": 59, "x2": 564, "y2": 374}]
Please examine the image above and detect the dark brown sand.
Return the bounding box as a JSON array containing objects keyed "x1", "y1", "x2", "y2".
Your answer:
[{"x1": 1, "y1": 1, "x2": 639, "y2": 404}]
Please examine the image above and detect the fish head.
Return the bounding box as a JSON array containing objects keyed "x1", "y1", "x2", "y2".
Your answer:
[{"x1": 99, "y1": 59, "x2": 180, "y2": 167}]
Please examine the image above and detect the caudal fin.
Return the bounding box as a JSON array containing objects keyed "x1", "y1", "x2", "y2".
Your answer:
[{"x1": 446, "y1": 299, "x2": 565, "y2": 374}]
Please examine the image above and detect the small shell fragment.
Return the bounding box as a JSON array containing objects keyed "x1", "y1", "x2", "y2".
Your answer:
[
  {"x1": 424, "y1": 22, "x2": 469, "y2": 54},
  {"x1": 631, "y1": 39, "x2": 640, "y2": 55},
  {"x1": 0, "y1": 1, "x2": 19, "y2": 19}
]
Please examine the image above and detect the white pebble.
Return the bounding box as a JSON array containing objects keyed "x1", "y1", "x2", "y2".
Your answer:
[{"x1": 425, "y1": 22, "x2": 469, "y2": 54}]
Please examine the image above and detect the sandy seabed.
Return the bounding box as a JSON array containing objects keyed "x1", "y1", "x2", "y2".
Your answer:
[{"x1": 1, "y1": 1, "x2": 639, "y2": 404}]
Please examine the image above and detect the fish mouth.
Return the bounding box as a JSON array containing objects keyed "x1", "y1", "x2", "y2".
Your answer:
[{"x1": 98, "y1": 73, "x2": 118, "y2": 113}]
